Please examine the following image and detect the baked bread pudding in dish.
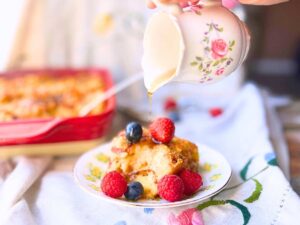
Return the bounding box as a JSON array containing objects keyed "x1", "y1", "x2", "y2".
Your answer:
[
  {"x1": 101, "y1": 118, "x2": 202, "y2": 202},
  {"x1": 0, "y1": 73, "x2": 106, "y2": 121}
]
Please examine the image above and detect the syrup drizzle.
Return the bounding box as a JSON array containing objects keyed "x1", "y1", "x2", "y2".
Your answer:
[
  {"x1": 147, "y1": 92, "x2": 153, "y2": 120},
  {"x1": 146, "y1": 69, "x2": 177, "y2": 121},
  {"x1": 146, "y1": 68, "x2": 176, "y2": 94}
]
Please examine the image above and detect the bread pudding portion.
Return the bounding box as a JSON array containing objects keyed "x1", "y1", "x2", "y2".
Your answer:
[
  {"x1": 101, "y1": 119, "x2": 203, "y2": 202},
  {"x1": 107, "y1": 129, "x2": 199, "y2": 199}
]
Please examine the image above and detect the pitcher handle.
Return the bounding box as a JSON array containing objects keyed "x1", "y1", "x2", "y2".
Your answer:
[{"x1": 152, "y1": 0, "x2": 183, "y2": 15}]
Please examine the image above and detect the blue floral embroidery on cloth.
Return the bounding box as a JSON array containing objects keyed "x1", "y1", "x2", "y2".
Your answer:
[
  {"x1": 264, "y1": 152, "x2": 278, "y2": 166},
  {"x1": 144, "y1": 208, "x2": 154, "y2": 214}
]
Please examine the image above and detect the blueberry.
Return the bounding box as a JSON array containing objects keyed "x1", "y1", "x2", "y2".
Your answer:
[
  {"x1": 125, "y1": 122, "x2": 143, "y2": 143},
  {"x1": 125, "y1": 181, "x2": 144, "y2": 201},
  {"x1": 168, "y1": 111, "x2": 180, "y2": 122}
]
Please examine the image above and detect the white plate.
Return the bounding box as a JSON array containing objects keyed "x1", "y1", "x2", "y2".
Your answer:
[{"x1": 73, "y1": 143, "x2": 231, "y2": 208}]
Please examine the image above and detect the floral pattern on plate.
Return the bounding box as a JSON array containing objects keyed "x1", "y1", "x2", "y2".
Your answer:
[{"x1": 74, "y1": 143, "x2": 232, "y2": 208}]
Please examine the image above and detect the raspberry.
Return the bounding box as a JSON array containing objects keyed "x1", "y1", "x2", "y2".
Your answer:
[
  {"x1": 149, "y1": 118, "x2": 175, "y2": 144},
  {"x1": 164, "y1": 97, "x2": 178, "y2": 112},
  {"x1": 209, "y1": 107, "x2": 223, "y2": 118},
  {"x1": 179, "y1": 169, "x2": 203, "y2": 196},
  {"x1": 101, "y1": 171, "x2": 127, "y2": 198},
  {"x1": 158, "y1": 175, "x2": 184, "y2": 202}
]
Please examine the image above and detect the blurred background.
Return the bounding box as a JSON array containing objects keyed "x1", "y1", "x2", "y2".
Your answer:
[
  {"x1": 2, "y1": 1, "x2": 300, "y2": 89},
  {"x1": 245, "y1": 1, "x2": 300, "y2": 97},
  {"x1": 244, "y1": 1, "x2": 300, "y2": 192},
  {"x1": 0, "y1": 0, "x2": 299, "y2": 192}
]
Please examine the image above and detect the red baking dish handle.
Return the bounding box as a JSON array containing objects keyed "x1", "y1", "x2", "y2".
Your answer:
[{"x1": 0, "y1": 119, "x2": 63, "y2": 145}]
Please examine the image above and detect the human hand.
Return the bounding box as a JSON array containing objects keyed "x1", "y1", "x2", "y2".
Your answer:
[
  {"x1": 146, "y1": 0, "x2": 289, "y2": 8},
  {"x1": 239, "y1": 0, "x2": 288, "y2": 5},
  {"x1": 146, "y1": 0, "x2": 199, "y2": 9}
]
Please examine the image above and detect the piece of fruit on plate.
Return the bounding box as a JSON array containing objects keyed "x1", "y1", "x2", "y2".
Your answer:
[{"x1": 101, "y1": 117, "x2": 203, "y2": 202}]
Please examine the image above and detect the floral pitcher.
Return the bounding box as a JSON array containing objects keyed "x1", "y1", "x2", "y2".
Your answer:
[{"x1": 142, "y1": 0, "x2": 251, "y2": 93}]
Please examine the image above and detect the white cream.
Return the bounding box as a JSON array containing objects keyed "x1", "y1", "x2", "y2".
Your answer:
[{"x1": 141, "y1": 12, "x2": 185, "y2": 94}]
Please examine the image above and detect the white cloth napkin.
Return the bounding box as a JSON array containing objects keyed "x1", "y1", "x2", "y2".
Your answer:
[
  {"x1": 0, "y1": 157, "x2": 52, "y2": 225},
  {"x1": 1, "y1": 83, "x2": 300, "y2": 225}
]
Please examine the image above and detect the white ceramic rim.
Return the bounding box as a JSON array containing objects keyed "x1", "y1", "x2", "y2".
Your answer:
[{"x1": 73, "y1": 143, "x2": 232, "y2": 208}]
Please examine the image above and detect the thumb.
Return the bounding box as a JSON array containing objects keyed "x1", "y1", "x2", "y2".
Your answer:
[{"x1": 147, "y1": 0, "x2": 157, "y2": 8}]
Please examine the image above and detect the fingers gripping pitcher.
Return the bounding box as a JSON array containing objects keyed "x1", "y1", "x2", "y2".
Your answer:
[{"x1": 142, "y1": 0, "x2": 251, "y2": 94}]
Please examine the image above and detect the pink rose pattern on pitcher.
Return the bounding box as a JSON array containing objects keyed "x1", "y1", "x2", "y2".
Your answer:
[
  {"x1": 215, "y1": 68, "x2": 225, "y2": 76},
  {"x1": 190, "y1": 23, "x2": 235, "y2": 82},
  {"x1": 211, "y1": 39, "x2": 228, "y2": 59}
]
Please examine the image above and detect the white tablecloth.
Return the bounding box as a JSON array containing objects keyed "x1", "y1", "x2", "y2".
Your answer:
[{"x1": 1, "y1": 83, "x2": 300, "y2": 225}]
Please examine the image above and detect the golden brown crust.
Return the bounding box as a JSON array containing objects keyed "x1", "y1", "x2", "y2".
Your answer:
[{"x1": 0, "y1": 73, "x2": 106, "y2": 121}]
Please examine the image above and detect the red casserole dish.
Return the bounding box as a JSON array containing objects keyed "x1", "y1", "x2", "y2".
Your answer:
[{"x1": 0, "y1": 68, "x2": 115, "y2": 146}]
